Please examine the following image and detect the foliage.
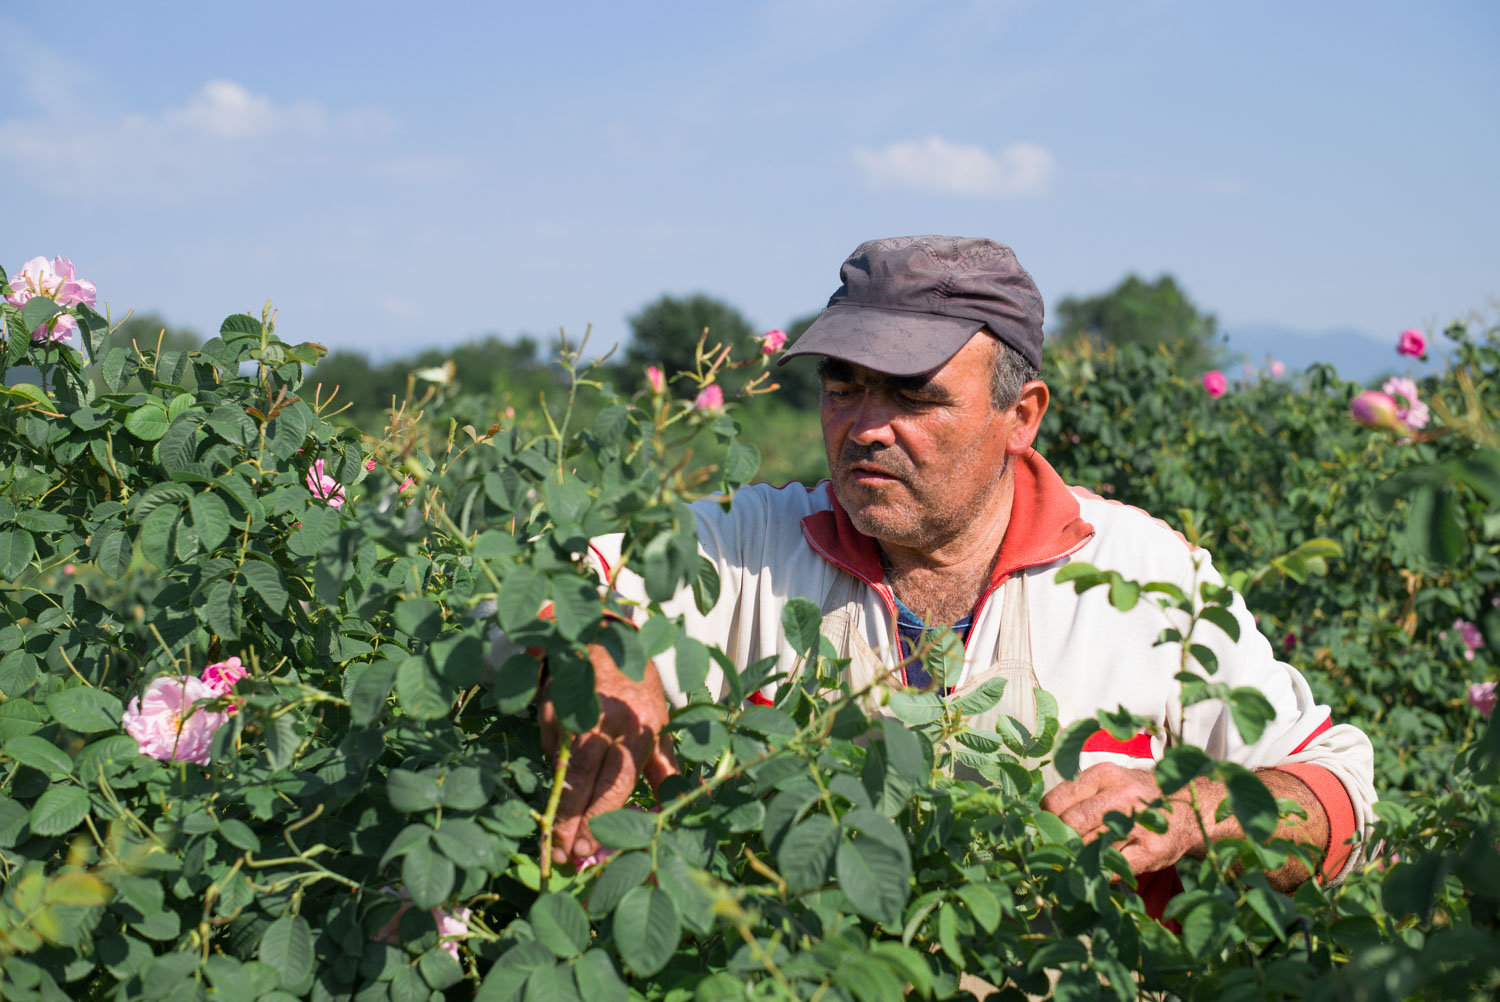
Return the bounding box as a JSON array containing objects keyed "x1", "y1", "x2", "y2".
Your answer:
[
  {"x1": 1053, "y1": 273, "x2": 1224, "y2": 373},
  {"x1": 0, "y1": 263, "x2": 1495, "y2": 1001}
]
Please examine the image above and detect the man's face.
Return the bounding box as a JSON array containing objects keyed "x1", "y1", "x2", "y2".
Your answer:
[{"x1": 820, "y1": 334, "x2": 1024, "y2": 551}]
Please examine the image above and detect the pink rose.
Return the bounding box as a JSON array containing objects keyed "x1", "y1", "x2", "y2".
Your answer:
[
  {"x1": 364, "y1": 458, "x2": 377, "y2": 471},
  {"x1": 1454, "y1": 619, "x2": 1483, "y2": 661},
  {"x1": 305, "y1": 459, "x2": 346, "y2": 509},
  {"x1": 1381, "y1": 377, "x2": 1430, "y2": 432},
  {"x1": 1469, "y1": 681, "x2": 1496, "y2": 717},
  {"x1": 372, "y1": 888, "x2": 472, "y2": 962},
  {"x1": 693, "y1": 384, "x2": 724, "y2": 411},
  {"x1": 6, "y1": 256, "x2": 97, "y2": 309},
  {"x1": 201, "y1": 656, "x2": 247, "y2": 695},
  {"x1": 1350, "y1": 390, "x2": 1405, "y2": 433},
  {"x1": 1269, "y1": 360, "x2": 1286, "y2": 379},
  {"x1": 760, "y1": 329, "x2": 787, "y2": 355},
  {"x1": 646, "y1": 366, "x2": 665, "y2": 395},
  {"x1": 31, "y1": 313, "x2": 78, "y2": 344},
  {"x1": 398, "y1": 476, "x2": 415, "y2": 492},
  {"x1": 1202, "y1": 370, "x2": 1227, "y2": 398},
  {"x1": 122, "y1": 675, "x2": 229, "y2": 766},
  {"x1": 1396, "y1": 328, "x2": 1427, "y2": 358}
]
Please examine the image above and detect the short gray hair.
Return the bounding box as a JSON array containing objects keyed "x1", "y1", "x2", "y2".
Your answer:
[{"x1": 990, "y1": 339, "x2": 1039, "y2": 410}]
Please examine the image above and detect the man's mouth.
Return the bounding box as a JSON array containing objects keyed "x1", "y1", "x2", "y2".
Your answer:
[{"x1": 847, "y1": 463, "x2": 904, "y2": 484}]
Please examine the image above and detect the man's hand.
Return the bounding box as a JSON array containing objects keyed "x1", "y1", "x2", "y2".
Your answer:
[
  {"x1": 1041, "y1": 762, "x2": 1206, "y2": 875},
  {"x1": 538, "y1": 643, "x2": 678, "y2": 865},
  {"x1": 1041, "y1": 762, "x2": 1331, "y2": 890}
]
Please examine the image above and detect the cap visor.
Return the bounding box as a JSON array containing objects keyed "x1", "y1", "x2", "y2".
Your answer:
[{"x1": 777, "y1": 304, "x2": 985, "y2": 376}]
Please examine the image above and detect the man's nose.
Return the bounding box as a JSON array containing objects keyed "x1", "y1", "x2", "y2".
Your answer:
[{"x1": 846, "y1": 398, "x2": 898, "y2": 447}]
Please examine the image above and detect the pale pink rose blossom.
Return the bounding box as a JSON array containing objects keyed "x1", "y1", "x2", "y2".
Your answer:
[
  {"x1": 201, "y1": 656, "x2": 247, "y2": 695},
  {"x1": 1350, "y1": 390, "x2": 1405, "y2": 433},
  {"x1": 371, "y1": 888, "x2": 472, "y2": 961},
  {"x1": 5, "y1": 256, "x2": 97, "y2": 309},
  {"x1": 760, "y1": 329, "x2": 787, "y2": 355},
  {"x1": 1454, "y1": 619, "x2": 1483, "y2": 661},
  {"x1": 31, "y1": 313, "x2": 79, "y2": 344},
  {"x1": 693, "y1": 384, "x2": 724, "y2": 411},
  {"x1": 646, "y1": 366, "x2": 665, "y2": 395},
  {"x1": 1469, "y1": 681, "x2": 1497, "y2": 717},
  {"x1": 1202, "y1": 370, "x2": 1227, "y2": 398},
  {"x1": 62, "y1": 564, "x2": 75, "y2": 575},
  {"x1": 122, "y1": 675, "x2": 229, "y2": 765},
  {"x1": 1381, "y1": 377, "x2": 1430, "y2": 432},
  {"x1": 1269, "y1": 359, "x2": 1286, "y2": 379},
  {"x1": 305, "y1": 459, "x2": 345, "y2": 508},
  {"x1": 1396, "y1": 328, "x2": 1427, "y2": 358}
]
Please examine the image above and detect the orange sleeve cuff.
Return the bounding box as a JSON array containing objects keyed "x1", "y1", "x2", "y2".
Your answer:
[{"x1": 1276, "y1": 762, "x2": 1357, "y2": 882}]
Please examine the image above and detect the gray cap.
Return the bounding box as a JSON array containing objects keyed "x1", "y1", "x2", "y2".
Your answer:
[{"x1": 779, "y1": 235, "x2": 1044, "y2": 375}]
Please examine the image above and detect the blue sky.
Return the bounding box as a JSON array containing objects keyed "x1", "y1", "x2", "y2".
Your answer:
[{"x1": 2, "y1": 1, "x2": 1496, "y2": 366}]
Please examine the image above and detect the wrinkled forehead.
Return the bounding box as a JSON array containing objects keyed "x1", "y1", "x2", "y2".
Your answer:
[{"x1": 817, "y1": 356, "x2": 940, "y2": 393}]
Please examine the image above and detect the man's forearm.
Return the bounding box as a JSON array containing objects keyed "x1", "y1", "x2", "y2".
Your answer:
[{"x1": 1179, "y1": 768, "x2": 1330, "y2": 890}]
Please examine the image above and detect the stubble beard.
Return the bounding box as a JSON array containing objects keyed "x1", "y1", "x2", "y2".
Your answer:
[{"x1": 831, "y1": 444, "x2": 1012, "y2": 553}]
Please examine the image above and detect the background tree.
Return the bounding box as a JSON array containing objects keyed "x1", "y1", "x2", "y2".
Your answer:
[
  {"x1": 623, "y1": 294, "x2": 756, "y2": 388},
  {"x1": 1052, "y1": 273, "x2": 1226, "y2": 372}
]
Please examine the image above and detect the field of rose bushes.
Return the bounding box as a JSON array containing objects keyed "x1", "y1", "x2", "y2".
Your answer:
[{"x1": 0, "y1": 256, "x2": 1496, "y2": 1001}]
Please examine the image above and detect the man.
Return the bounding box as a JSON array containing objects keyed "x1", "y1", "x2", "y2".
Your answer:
[{"x1": 541, "y1": 235, "x2": 1374, "y2": 897}]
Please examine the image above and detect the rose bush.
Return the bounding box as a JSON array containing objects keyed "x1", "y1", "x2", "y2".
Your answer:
[{"x1": 0, "y1": 263, "x2": 1495, "y2": 1002}]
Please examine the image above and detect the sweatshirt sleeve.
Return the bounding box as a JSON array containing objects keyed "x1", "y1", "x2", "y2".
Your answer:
[{"x1": 1172, "y1": 548, "x2": 1376, "y2": 883}]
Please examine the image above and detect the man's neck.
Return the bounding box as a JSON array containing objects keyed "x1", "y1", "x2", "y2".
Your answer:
[{"x1": 879, "y1": 472, "x2": 1015, "y2": 625}]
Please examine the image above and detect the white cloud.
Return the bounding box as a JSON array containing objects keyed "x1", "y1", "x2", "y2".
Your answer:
[
  {"x1": 853, "y1": 135, "x2": 1056, "y2": 198},
  {"x1": 0, "y1": 79, "x2": 403, "y2": 202}
]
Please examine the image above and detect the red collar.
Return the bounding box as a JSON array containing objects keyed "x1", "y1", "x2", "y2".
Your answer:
[{"x1": 800, "y1": 449, "x2": 1095, "y2": 589}]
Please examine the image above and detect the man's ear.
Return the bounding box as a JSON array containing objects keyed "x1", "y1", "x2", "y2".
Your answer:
[{"x1": 1006, "y1": 380, "x2": 1049, "y2": 455}]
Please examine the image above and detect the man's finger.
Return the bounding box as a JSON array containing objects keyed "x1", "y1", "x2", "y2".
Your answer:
[
  {"x1": 551, "y1": 732, "x2": 610, "y2": 863},
  {"x1": 572, "y1": 743, "x2": 645, "y2": 858},
  {"x1": 1057, "y1": 795, "x2": 1116, "y2": 844},
  {"x1": 642, "y1": 730, "x2": 680, "y2": 793}
]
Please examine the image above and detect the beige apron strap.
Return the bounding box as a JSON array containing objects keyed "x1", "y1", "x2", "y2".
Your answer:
[
  {"x1": 946, "y1": 573, "x2": 1062, "y2": 789},
  {"x1": 816, "y1": 571, "x2": 890, "y2": 714}
]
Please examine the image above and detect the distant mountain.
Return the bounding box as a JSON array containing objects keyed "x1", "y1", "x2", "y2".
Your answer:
[{"x1": 1219, "y1": 324, "x2": 1450, "y2": 386}]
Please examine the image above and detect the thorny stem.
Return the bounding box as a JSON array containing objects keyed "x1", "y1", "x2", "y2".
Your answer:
[{"x1": 538, "y1": 735, "x2": 573, "y2": 884}]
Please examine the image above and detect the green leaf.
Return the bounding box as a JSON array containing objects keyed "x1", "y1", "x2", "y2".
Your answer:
[
  {"x1": 94, "y1": 528, "x2": 133, "y2": 579},
  {"x1": 220, "y1": 313, "x2": 261, "y2": 340},
  {"x1": 263, "y1": 713, "x2": 298, "y2": 771},
  {"x1": 1198, "y1": 605, "x2": 1241, "y2": 643},
  {"x1": 780, "y1": 597, "x2": 822, "y2": 658},
  {"x1": 1107, "y1": 575, "x2": 1141, "y2": 611},
  {"x1": 673, "y1": 636, "x2": 710, "y2": 694},
  {"x1": 778, "y1": 814, "x2": 839, "y2": 891},
  {"x1": 287, "y1": 503, "x2": 338, "y2": 557},
  {"x1": 388, "y1": 768, "x2": 443, "y2": 813},
  {"x1": 1155, "y1": 745, "x2": 1213, "y2": 795},
  {"x1": 1228, "y1": 687, "x2": 1277, "y2": 744},
  {"x1": 124, "y1": 401, "x2": 170, "y2": 441},
  {"x1": 240, "y1": 561, "x2": 288, "y2": 614},
  {"x1": 396, "y1": 657, "x2": 451, "y2": 720},
  {"x1": 612, "y1": 886, "x2": 680, "y2": 977},
  {"x1": 692, "y1": 555, "x2": 720, "y2": 616},
  {"x1": 403, "y1": 842, "x2": 455, "y2": 909},
  {"x1": 588, "y1": 809, "x2": 655, "y2": 851},
  {"x1": 28, "y1": 786, "x2": 90, "y2": 836},
  {"x1": 0, "y1": 528, "x2": 36, "y2": 579},
  {"x1": 257, "y1": 916, "x2": 314, "y2": 992},
  {"x1": 1407, "y1": 484, "x2": 1465, "y2": 566},
  {"x1": 188, "y1": 491, "x2": 231, "y2": 551},
  {"x1": 349, "y1": 659, "x2": 398, "y2": 726},
  {"x1": 550, "y1": 578, "x2": 600, "y2": 641},
  {"x1": 4, "y1": 735, "x2": 72, "y2": 777},
  {"x1": 572, "y1": 950, "x2": 628, "y2": 1002},
  {"x1": 1224, "y1": 766, "x2": 1278, "y2": 843},
  {"x1": 1053, "y1": 719, "x2": 1095, "y2": 781},
  {"x1": 953, "y1": 678, "x2": 1007, "y2": 716},
  {"x1": 879, "y1": 718, "x2": 926, "y2": 785},
  {"x1": 497, "y1": 567, "x2": 547, "y2": 633},
  {"x1": 22, "y1": 296, "x2": 61, "y2": 333},
  {"x1": 837, "y1": 834, "x2": 911, "y2": 925},
  {"x1": 218, "y1": 818, "x2": 261, "y2": 852},
  {"x1": 586, "y1": 851, "x2": 653, "y2": 917},
  {"x1": 394, "y1": 596, "x2": 442, "y2": 641},
  {"x1": 723, "y1": 440, "x2": 760, "y2": 484},
  {"x1": 529, "y1": 892, "x2": 590, "y2": 958},
  {"x1": 44, "y1": 871, "x2": 112, "y2": 907},
  {"x1": 45, "y1": 687, "x2": 123, "y2": 733},
  {"x1": 418, "y1": 949, "x2": 464, "y2": 990},
  {"x1": 954, "y1": 884, "x2": 1001, "y2": 933}
]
